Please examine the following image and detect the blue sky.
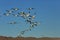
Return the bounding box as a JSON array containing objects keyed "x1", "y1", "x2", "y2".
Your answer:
[{"x1": 0, "y1": 0, "x2": 60, "y2": 38}]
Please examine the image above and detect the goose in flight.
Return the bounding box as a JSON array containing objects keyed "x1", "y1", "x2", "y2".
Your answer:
[
  {"x1": 8, "y1": 21, "x2": 17, "y2": 24},
  {"x1": 27, "y1": 8, "x2": 34, "y2": 10},
  {"x1": 30, "y1": 22, "x2": 40, "y2": 27},
  {"x1": 18, "y1": 12, "x2": 28, "y2": 19},
  {"x1": 11, "y1": 8, "x2": 19, "y2": 11},
  {"x1": 8, "y1": 21, "x2": 21, "y2": 24},
  {"x1": 3, "y1": 13, "x2": 10, "y2": 16},
  {"x1": 26, "y1": 15, "x2": 36, "y2": 21},
  {"x1": 12, "y1": 14, "x2": 19, "y2": 17},
  {"x1": 6, "y1": 10, "x2": 14, "y2": 14}
]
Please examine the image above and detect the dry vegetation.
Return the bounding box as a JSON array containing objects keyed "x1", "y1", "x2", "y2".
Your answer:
[{"x1": 0, "y1": 36, "x2": 60, "y2": 40}]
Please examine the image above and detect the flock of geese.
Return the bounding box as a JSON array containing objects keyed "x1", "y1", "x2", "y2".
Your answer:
[{"x1": 1, "y1": 8, "x2": 40, "y2": 37}]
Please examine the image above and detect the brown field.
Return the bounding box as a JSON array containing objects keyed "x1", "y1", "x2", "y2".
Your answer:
[{"x1": 0, "y1": 36, "x2": 60, "y2": 40}]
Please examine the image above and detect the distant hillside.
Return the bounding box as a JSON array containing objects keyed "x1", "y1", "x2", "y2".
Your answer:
[{"x1": 0, "y1": 36, "x2": 60, "y2": 40}]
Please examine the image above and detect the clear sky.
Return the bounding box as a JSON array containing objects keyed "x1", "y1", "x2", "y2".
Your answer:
[{"x1": 0, "y1": 0, "x2": 60, "y2": 38}]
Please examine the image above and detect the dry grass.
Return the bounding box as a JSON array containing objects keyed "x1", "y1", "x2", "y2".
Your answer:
[{"x1": 0, "y1": 36, "x2": 60, "y2": 40}]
